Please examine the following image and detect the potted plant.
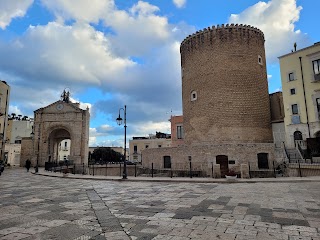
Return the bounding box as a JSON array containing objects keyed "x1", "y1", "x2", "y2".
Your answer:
[{"x1": 225, "y1": 170, "x2": 237, "y2": 179}]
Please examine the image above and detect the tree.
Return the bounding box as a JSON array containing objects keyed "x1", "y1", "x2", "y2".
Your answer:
[{"x1": 91, "y1": 147, "x2": 124, "y2": 164}]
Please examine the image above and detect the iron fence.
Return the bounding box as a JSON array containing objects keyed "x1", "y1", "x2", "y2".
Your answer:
[{"x1": 44, "y1": 160, "x2": 320, "y2": 179}]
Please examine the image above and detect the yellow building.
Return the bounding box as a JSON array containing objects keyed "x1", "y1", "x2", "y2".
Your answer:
[
  {"x1": 279, "y1": 42, "x2": 320, "y2": 148},
  {"x1": 0, "y1": 80, "x2": 10, "y2": 164}
]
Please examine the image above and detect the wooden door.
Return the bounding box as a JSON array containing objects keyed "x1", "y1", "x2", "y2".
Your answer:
[{"x1": 216, "y1": 155, "x2": 229, "y2": 177}]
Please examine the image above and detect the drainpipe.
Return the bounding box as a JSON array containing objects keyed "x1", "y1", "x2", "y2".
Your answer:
[{"x1": 299, "y1": 57, "x2": 311, "y2": 138}]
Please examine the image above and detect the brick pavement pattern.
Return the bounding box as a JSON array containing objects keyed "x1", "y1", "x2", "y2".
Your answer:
[{"x1": 0, "y1": 169, "x2": 320, "y2": 240}]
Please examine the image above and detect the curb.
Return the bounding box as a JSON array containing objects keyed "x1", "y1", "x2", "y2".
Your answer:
[{"x1": 31, "y1": 171, "x2": 320, "y2": 184}]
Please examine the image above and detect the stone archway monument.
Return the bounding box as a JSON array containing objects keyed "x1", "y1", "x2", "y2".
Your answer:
[{"x1": 29, "y1": 90, "x2": 90, "y2": 167}]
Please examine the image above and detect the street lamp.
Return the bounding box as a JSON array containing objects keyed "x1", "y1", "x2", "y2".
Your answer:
[
  {"x1": 30, "y1": 125, "x2": 39, "y2": 173},
  {"x1": 116, "y1": 105, "x2": 127, "y2": 179}
]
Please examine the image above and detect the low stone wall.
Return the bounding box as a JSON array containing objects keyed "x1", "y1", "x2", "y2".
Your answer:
[
  {"x1": 88, "y1": 164, "x2": 138, "y2": 177},
  {"x1": 142, "y1": 143, "x2": 275, "y2": 177}
]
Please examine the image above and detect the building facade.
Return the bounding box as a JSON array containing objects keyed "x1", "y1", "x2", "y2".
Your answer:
[
  {"x1": 6, "y1": 119, "x2": 34, "y2": 144},
  {"x1": 170, "y1": 115, "x2": 184, "y2": 147},
  {"x1": 58, "y1": 139, "x2": 71, "y2": 161},
  {"x1": 4, "y1": 118, "x2": 34, "y2": 166},
  {"x1": 0, "y1": 80, "x2": 10, "y2": 164},
  {"x1": 269, "y1": 92, "x2": 285, "y2": 148},
  {"x1": 4, "y1": 144, "x2": 21, "y2": 166},
  {"x1": 279, "y1": 42, "x2": 320, "y2": 148},
  {"x1": 129, "y1": 133, "x2": 171, "y2": 163}
]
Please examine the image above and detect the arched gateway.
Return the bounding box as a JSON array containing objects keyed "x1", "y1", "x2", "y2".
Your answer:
[{"x1": 21, "y1": 91, "x2": 90, "y2": 167}]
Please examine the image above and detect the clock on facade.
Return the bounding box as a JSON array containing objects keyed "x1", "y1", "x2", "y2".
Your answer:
[{"x1": 56, "y1": 103, "x2": 64, "y2": 110}]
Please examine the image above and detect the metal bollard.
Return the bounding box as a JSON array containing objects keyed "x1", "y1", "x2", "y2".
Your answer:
[
  {"x1": 135, "y1": 164, "x2": 137, "y2": 177},
  {"x1": 152, "y1": 163, "x2": 154, "y2": 178}
]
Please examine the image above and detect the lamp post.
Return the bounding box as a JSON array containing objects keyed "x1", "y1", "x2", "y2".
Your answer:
[
  {"x1": 30, "y1": 125, "x2": 39, "y2": 173},
  {"x1": 116, "y1": 105, "x2": 127, "y2": 179}
]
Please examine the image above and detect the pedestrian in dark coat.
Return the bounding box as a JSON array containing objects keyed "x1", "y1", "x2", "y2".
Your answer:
[{"x1": 26, "y1": 159, "x2": 31, "y2": 172}]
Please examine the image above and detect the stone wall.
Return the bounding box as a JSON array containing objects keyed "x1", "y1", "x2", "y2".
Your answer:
[
  {"x1": 270, "y1": 92, "x2": 284, "y2": 123},
  {"x1": 180, "y1": 24, "x2": 273, "y2": 145},
  {"x1": 142, "y1": 143, "x2": 275, "y2": 177},
  {"x1": 20, "y1": 137, "x2": 34, "y2": 167}
]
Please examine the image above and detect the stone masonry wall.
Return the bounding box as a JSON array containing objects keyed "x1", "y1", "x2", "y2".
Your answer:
[
  {"x1": 180, "y1": 24, "x2": 273, "y2": 145},
  {"x1": 142, "y1": 143, "x2": 275, "y2": 176}
]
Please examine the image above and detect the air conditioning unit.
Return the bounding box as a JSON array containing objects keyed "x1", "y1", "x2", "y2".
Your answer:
[
  {"x1": 291, "y1": 115, "x2": 301, "y2": 124},
  {"x1": 314, "y1": 74, "x2": 320, "y2": 82}
]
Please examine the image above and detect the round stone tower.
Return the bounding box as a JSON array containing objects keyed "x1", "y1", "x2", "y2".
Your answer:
[{"x1": 180, "y1": 24, "x2": 273, "y2": 145}]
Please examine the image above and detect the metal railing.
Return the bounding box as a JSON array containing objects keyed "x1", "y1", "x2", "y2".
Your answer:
[
  {"x1": 44, "y1": 159, "x2": 320, "y2": 179},
  {"x1": 282, "y1": 141, "x2": 290, "y2": 162},
  {"x1": 296, "y1": 141, "x2": 307, "y2": 163}
]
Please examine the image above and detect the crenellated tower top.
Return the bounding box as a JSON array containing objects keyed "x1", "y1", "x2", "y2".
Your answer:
[{"x1": 180, "y1": 24, "x2": 264, "y2": 52}]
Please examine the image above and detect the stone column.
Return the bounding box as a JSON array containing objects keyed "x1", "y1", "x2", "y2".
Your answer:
[
  {"x1": 241, "y1": 164, "x2": 250, "y2": 178},
  {"x1": 213, "y1": 164, "x2": 221, "y2": 178}
]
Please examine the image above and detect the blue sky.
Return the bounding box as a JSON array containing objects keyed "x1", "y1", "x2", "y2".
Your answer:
[{"x1": 0, "y1": 0, "x2": 318, "y2": 147}]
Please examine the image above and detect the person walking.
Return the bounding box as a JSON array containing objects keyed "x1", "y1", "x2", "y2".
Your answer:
[{"x1": 26, "y1": 159, "x2": 31, "y2": 172}]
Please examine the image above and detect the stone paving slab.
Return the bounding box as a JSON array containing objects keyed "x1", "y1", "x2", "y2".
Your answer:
[{"x1": 0, "y1": 168, "x2": 320, "y2": 239}]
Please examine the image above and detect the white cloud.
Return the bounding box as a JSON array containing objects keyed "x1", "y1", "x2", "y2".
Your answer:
[
  {"x1": 105, "y1": 4, "x2": 171, "y2": 57},
  {"x1": 70, "y1": 97, "x2": 92, "y2": 112},
  {"x1": 0, "y1": 0, "x2": 193, "y2": 145},
  {"x1": 41, "y1": 0, "x2": 113, "y2": 23},
  {"x1": 41, "y1": 0, "x2": 172, "y2": 57},
  {"x1": 0, "y1": 22, "x2": 135, "y2": 87},
  {"x1": 0, "y1": 0, "x2": 33, "y2": 29},
  {"x1": 229, "y1": 0, "x2": 309, "y2": 62},
  {"x1": 8, "y1": 105, "x2": 23, "y2": 117},
  {"x1": 134, "y1": 121, "x2": 170, "y2": 135},
  {"x1": 173, "y1": 0, "x2": 186, "y2": 8},
  {"x1": 130, "y1": 1, "x2": 160, "y2": 16}
]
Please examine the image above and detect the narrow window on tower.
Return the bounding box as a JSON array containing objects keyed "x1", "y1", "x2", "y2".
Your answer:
[
  {"x1": 191, "y1": 91, "x2": 197, "y2": 101},
  {"x1": 258, "y1": 55, "x2": 263, "y2": 65}
]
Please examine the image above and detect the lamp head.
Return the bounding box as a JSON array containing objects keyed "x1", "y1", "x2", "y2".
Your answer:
[{"x1": 116, "y1": 114, "x2": 123, "y2": 125}]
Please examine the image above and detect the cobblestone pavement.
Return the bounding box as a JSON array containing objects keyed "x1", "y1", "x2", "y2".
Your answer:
[{"x1": 1, "y1": 169, "x2": 320, "y2": 240}]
